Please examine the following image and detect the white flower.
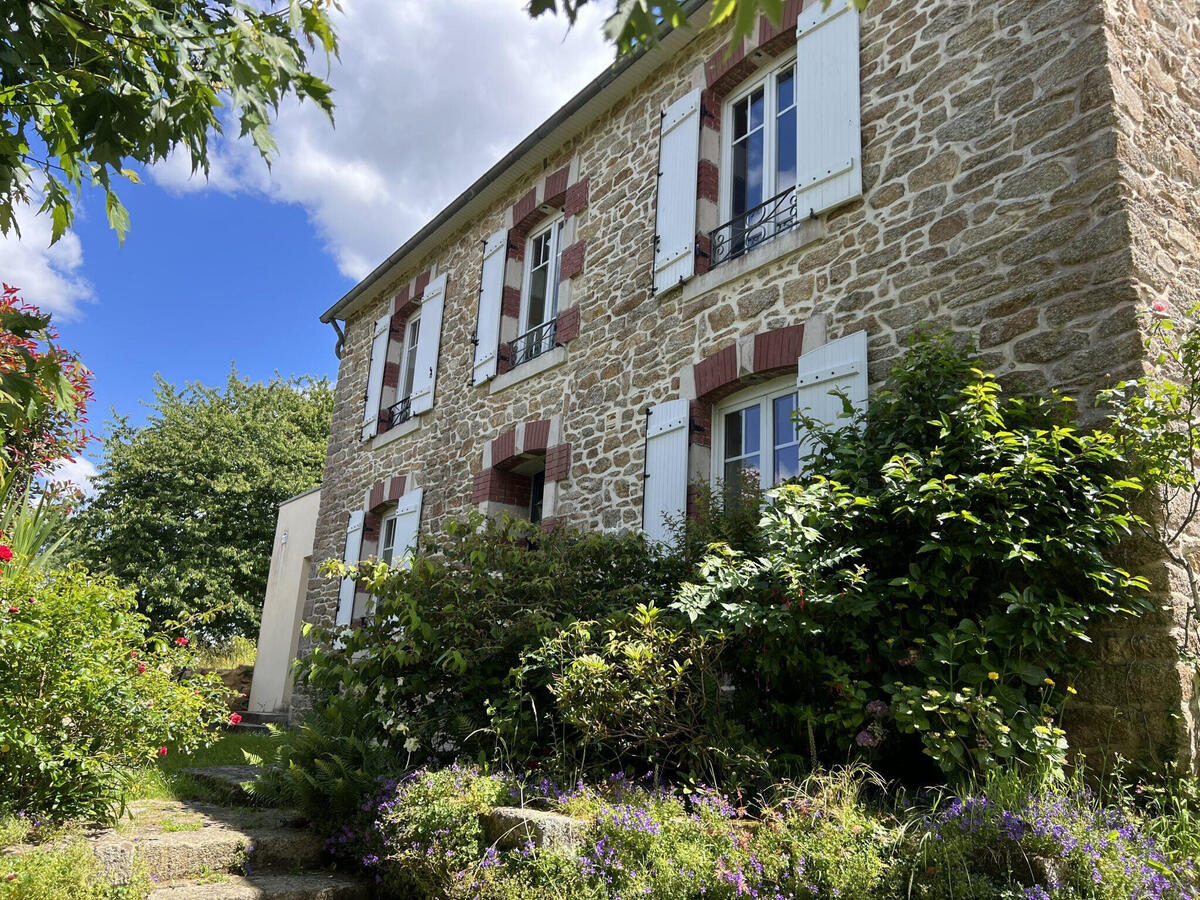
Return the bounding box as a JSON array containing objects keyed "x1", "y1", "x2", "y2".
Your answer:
[{"x1": 403, "y1": 737, "x2": 420, "y2": 753}]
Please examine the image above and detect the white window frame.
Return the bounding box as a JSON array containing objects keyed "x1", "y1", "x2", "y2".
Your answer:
[
  {"x1": 710, "y1": 375, "x2": 802, "y2": 492},
  {"x1": 718, "y1": 53, "x2": 798, "y2": 228},
  {"x1": 519, "y1": 216, "x2": 564, "y2": 337},
  {"x1": 398, "y1": 314, "x2": 421, "y2": 402}
]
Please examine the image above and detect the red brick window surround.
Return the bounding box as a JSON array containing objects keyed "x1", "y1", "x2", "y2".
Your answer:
[
  {"x1": 376, "y1": 272, "x2": 430, "y2": 434},
  {"x1": 472, "y1": 418, "x2": 571, "y2": 525},
  {"x1": 695, "y1": 2, "x2": 803, "y2": 276},
  {"x1": 496, "y1": 164, "x2": 590, "y2": 376}
]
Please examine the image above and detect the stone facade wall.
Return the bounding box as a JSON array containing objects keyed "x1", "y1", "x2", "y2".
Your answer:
[
  {"x1": 1084, "y1": 0, "x2": 1200, "y2": 768},
  {"x1": 294, "y1": 0, "x2": 1197, "y2": 767}
]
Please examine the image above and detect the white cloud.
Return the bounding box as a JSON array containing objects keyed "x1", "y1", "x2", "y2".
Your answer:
[
  {"x1": 0, "y1": 200, "x2": 94, "y2": 320},
  {"x1": 48, "y1": 456, "x2": 99, "y2": 498},
  {"x1": 150, "y1": 0, "x2": 615, "y2": 281}
]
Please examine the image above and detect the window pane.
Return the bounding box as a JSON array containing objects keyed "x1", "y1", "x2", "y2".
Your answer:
[
  {"x1": 734, "y1": 96, "x2": 748, "y2": 140},
  {"x1": 529, "y1": 470, "x2": 546, "y2": 524},
  {"x1": 773, "y1": 394, "x2": 797, "y2": 446},
  {"x1": 743, "y1": 404, "x2": 761, "y2": 453},
  {"x1": 724, "y1": 408, "x2": 744, "y2": 458},
  {"x1": 774, "y1": 444, "x2": 800, "y2": 483},
  {"x1": 776, "y1": 106, "x2": 796, "y2": 192},
  {"x1": 527, "y1": 265, "x2": 548, "y2": 327},
  {"x1": 777, "y1": 67, "x2": 795, "y2": 112},
  {"x1": 772, "y1": 394, "x2": 799, "y2": 485},
  {"x1": 748, "y1": 86, "x2": 764, "y2": 131},
  {"x1": 724, "y1": 456, "x2": 761, "y2": 486},
  {"x1": 381, "y1": 518, "x2": 397, "y2": 565},
  {"x1": 402, "y1": 320, "x2": 420, "y2": 397}
]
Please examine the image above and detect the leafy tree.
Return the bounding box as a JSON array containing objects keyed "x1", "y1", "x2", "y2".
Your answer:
[
  {"x1": 530, "y1": 0, "x2": 867, "y2": 58},
  {"x1": 70, "y1": 371, "x2": 333, "y2": 639},
  {"x1": 0, "y1": 284, "x2": 93, "y2": 486},
  {"x1": 1, "y1": 0, "x2": 339, "y2": 241}
]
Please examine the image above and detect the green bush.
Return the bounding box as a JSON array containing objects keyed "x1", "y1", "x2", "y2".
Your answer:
[
  {"x1": 0, "y1": 561, "x2": 230, "y2": 822},
  {"x1": 676, "y1": 333, "x2": 1149, "y2": 777},
  {"x1": 511, "y1": 602, "x2": 759, "y2": 783},
  {"x1": 299, "y1": 514, "x2": 682, "y2": 767}
]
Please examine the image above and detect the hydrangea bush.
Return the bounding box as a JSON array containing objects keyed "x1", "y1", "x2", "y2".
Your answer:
[
  {"x1": 0, "y1": 559, "x2": 230, "y2": 821},
  {"x1": 675, "y1": 333, "x2": 1149, "y2": 776}
]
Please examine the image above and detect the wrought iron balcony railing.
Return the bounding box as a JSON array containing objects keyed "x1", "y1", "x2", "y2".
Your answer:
[
  {"x1": 708, "y1": 187, "x2": 799, "y2": 270},
  {"x1": 388, "y1": 395, "x2": 413, "y2": 429},
  {"x1": 507, "y1": 317, "x2": 558, "y2": 369}
]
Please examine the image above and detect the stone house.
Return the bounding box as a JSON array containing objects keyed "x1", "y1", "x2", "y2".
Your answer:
[{"x1": 296, "y1": 0, "x2": 1200, "y2": 769}]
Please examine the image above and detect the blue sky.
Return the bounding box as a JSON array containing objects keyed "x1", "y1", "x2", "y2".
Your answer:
[{"x1": 2, "y1": 1, "x2": 613, "y2": 491}]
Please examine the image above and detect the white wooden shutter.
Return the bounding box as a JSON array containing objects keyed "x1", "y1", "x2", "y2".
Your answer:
[
  {"x1": 653, "y1": 89, "x2": 701, "y2": 295},
  {"x1": 473, "y1": 231, "x2": 507, "y2": 385},
  {"x1": 794, "y1": 2, "x2": 862, "y2": 218},
  {"x1": 335, "y1": 509, "x2": 365, "y2": 626},
  {"x1": 410, "y1": 273, "x2": 447, "y2": 415},
  {"x1": 390, "y1": 488, "x2": 423, "y2": 569},
  {"x1": 361, "y1": 314, "x2": 391, "y2": 440},
  {"x1": 796, "y1": 330, "x2": 868, "y2": 466},
  {"x1": 642, "y1": 399, "x2": 690, "y2": 545}
]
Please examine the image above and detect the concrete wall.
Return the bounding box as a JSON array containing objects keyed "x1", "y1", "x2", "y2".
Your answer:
[
  {"x1": 249, "y1": 487, "x2": 321, "y2": 716},
  {"x1": 294, "y1": 0, "x2": 1199, "y2": 768}
]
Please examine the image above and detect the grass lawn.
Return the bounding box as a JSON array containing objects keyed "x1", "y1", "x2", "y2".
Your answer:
[{"x1": 125, "y1": 728, "x2": 277, "y2": 804}]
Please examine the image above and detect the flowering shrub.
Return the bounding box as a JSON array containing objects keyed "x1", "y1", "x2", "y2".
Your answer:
[
  {"x1": 0, "y1": 286, "x2": 93, "y2": 487},
  {"x1": 0, "y1": 560, "x2": 230, "y2": 821},
  {"x1": 329, "y1": 764, "x2": 1197, "y2": 900},
  {"x1": 675, "y1": 333, "x2": 1148, "y2": 776},
  {"x1": 349, "y1": 766, "x2": 893, "y2": 900},
  {"x1": 908, "y1": 774, "x2": 1199, "y2": 900}
]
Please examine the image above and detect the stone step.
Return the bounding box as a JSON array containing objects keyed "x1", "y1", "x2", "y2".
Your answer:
[
  {"x1": 92, "y1": 801, "x2": 322, "y2": 884},
  {"x1": 241, "y1": 711, "x2": 289, "y2": 728},
  {"x1": 183, "y1": 765, "x2": 267, "y2": 804},
  {"x1": 147, "y1": 871, "x2": 369, "y2": 900}
]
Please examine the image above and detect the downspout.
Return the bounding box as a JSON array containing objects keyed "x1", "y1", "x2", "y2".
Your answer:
[
  {"x1": 329, "y1": 320, "x2": 346, "y2": 359},
  {"x1": 639, "y1": 405, "x2": 653, "y2": 531}
]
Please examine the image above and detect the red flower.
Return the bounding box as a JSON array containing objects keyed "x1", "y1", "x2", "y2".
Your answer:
[
  {"x1": 6, "y1": 607, "x2": 16, "y2": 614},
  {"x1": 129, "y1": 650, "x2": 138, "y2": 658},
  {"x1": 174, "y1": 636, "x2": 189, "y2": 647},
  {"x1": 137, "y1": 663, "x2": 146, "y2": 674},
  {"x1": 0, "y1": 546, "x2": 12, "y2": 562},
  {"x1": 228, "y1": 713, "x2": 243, "y2": 727},
  {"x1": 158, "y1": 746, "x2": 168, "y2": 757}
]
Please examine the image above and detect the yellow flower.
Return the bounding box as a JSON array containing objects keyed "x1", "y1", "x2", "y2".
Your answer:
[
  {"x1": 1044, "y1": 678, "x2": 1056, "y2": 687},
  {"x1": 1067, "y1": 685, "x2": 1078, "y2": 695},
  {"x1": 987, "y1": 672, "x2": 1000, "y2": 681}
]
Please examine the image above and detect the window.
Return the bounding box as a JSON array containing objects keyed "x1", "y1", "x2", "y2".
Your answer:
[
  {"x1": 400, "y1": 316, "x2": 421, "y2": 400},
  {"x1": 713, "y1": 57, "x2": 799, "y2": 266},
  {"x1": 713, "y1": 377, "x2": 802, "y2": 491},
  {"x1": 514, "y1": 218, "x2": 563, "y2": 366},
  {"x1": 528, "y1": 469, "x2": 546, "y2": 524},
  {"x1": 378, "y1": 511, "x2": 399, "y2": 565},
  {"x1": 390, "y1": 315, "x2": 420, "y2": 427}
]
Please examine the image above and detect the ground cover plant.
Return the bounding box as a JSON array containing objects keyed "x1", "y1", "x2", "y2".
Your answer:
[{"x1": 319, "y1": 765, "x2": 1198, "y2": 900}]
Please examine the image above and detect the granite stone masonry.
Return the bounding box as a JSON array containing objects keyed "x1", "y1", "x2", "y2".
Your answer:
[{"x1": 293, "y1": 0, "x2": 1200, "y2": 770}]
